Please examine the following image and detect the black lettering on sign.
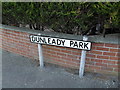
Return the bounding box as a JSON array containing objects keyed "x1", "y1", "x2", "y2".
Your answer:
[
  {"x1": 61, "y1": 40, "x2": 65, "y2": 46},
  {"x1": 84, "y1": 43, "x2": 89, "y2": 49},
  {"x1": 35, "y1": 37, "x2": 39, "y2": 42},
  {"x1": 73, "y1": 41, "x2": 78, "y2": 48},
  {"x1": 39, "y1": 37, "x2": 47, "y2": 44},
  {"x1": 48, "y1": 38, "x2": 51, "y2": 44},
  {"x1": 79, "y1": 42, "x2": 83, "y2": 48},
  {"x1": 70, "y1": 41, "x2": 74, "y2": 47},
  {"x1": 29, "y1": 35, "x2": 91, "y2": 50},
  {"x1": 52, "y1": 39, "x2": 56, "y2": 44},
  {"x1": 33, "y1": 36, "x2": 37, "y2": 42},
  {"x1": 57, "y1": 39, "x2": 61, "y2": 45}
]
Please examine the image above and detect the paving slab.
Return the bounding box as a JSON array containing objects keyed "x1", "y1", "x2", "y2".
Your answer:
[{"x1": 1, "y1": 49, "x2": 119, "y2": 88}]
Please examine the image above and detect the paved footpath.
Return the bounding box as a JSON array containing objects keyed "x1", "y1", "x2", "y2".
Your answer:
[{"x1": 1, "y1": 49, "x2": 119, "y2": 88}]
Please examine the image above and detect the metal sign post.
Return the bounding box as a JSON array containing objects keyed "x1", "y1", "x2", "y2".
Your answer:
[
  {"x1": 79, "y1": 36, "x2": 88, "y2": 78},
  {"x1": 38, "y1": 34, "x2": 44, "y2": 68}
]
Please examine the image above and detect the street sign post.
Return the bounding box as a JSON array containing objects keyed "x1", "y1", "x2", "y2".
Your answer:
[{"x1": 30, "y1": 34, "x2": 91, "y2": 77}]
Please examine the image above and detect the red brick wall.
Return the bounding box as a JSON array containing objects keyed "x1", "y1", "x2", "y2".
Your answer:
[{"x1": 0, "y1": 28, "x2": 119, "y2": 75}]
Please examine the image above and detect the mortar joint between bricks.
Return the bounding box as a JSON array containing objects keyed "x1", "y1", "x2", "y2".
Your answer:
[{"x1": 96, "y1": 50, "x2": 110, "y2": 53}]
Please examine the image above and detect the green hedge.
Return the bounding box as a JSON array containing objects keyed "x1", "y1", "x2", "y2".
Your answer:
[{"x1": 2, "y1": 2, "x2": 120, "y2": 35}]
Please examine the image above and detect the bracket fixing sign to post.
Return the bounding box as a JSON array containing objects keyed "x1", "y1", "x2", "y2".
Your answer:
[{"x1": 29, "y1": 34, "x2": 91, "y2": 77}]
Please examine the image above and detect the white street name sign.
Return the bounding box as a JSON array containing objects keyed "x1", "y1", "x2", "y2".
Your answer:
[{"x1": 30, "y1": 35, "x2": 91, "y2": 50}]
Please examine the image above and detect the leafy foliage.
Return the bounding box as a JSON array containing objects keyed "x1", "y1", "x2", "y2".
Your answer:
[{"x1": 2, "y1": 2, "x2": 120, "y2": 35}]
